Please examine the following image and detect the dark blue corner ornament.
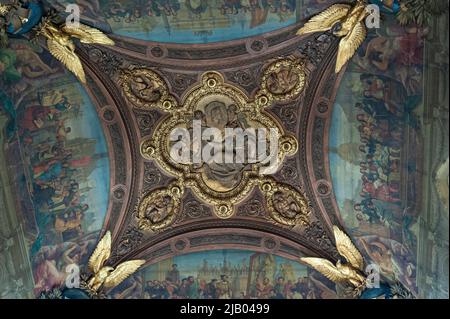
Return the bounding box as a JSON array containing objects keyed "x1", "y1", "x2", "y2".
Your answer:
[
  {"x1": 39, "y1": 287, "x2": 93, "y2": 299},
  {"x1": 369, "y1": 0, "x2": 401, "y2": 14},
  {"x1": 360, "y1": 283, "x2": 393, "y2": 299},
  {"x1": 6, "y1": 2, "x2": 43, "y2": 35},
  {"x1": 61, "y1": 288, "x2": 92, "y2": 300},
  {"x1": 360, "y1": 281, "x2": 416, "y2": 299}
]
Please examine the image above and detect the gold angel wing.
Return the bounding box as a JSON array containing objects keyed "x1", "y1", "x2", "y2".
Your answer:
[
  {"x1": 62, "y1": 24, "x2": 115, "y2": 45},
  {"x1": 300, "y1": 257, "x2": 347, "y2": 284},
  {"x1": 88, "y1": 231, "x2": 112, "y2": 274},
  {"x1": 47, "y1": 38, "x2": 86, "y2": 83},
  {"x1": 103, "y1": 260, "x2": 146, "y2": 288},
  {"x1": 335, "y1": 22, "x2": 367, "y2": 73},
  {"x1": 0, "y1": 4, "x2": 11, "y2": 16},
  {"x1": 333, "y1": 226, "x2": 364, "y2": 271},
  {"x1": 297, "y1": 4, "x2": 351, "y2": 35}
]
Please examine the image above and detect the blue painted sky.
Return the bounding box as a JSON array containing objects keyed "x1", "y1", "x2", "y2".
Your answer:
[
  {"x1": 69, "y1": 84, "x2": 110, "y2": 232},
  {"x1": 329, "y1": 102, "x2": 362, "y2": 228},
  {"x1": 114, "y1": 19, "x2": 295, "y2": 43}
]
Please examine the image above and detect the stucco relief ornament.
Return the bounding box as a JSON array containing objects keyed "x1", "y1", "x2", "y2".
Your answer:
[
  {"x1": 34, "y1": 16, "x2": 115, "y2": 83},
  {"x1": 119, "y1": 67, "x2": 178, "y2": 110},
  {"x1": 258, "y1": 56, "x2": 307, "y2": 104},
  {"x1": 137, "y1": 182, "x2": 184, "y2": 231},
  {"x1": 300, "y1": 226, "x2": 417, "y2": 299},
  {"x1": 296, "y1": 0, "x2": 370, "y2": 73},
  {"x1": 301, "y1": 226, "x2": 368, "y2": 297},
  {"x1": 259, "y1": 178, "x2": 310, "y2": 226},
  {"x1": 139, "y1": 70, "x2": 307, "y2": 222}
]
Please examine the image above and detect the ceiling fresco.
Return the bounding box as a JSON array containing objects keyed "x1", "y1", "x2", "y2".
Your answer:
[
  {"x1": 0, "y1": 0, "x2": 448, "y2": 302},
  {"x1": 26, "y1": 80, "x2": 110, "y2": 244},
  {"x1": 56, "y1": 0, "x2": 301, "y2": 43},
  {"x1": 328, "y1": 16, "x2": 425, "y2": 295},
  {"x1": 0, "y1": 41, "x2": 110, "y2": 295},
  {"x1": 111, "y1": 249, "x2": 338, "y2": 299},
  {"x1": 50, "y1": 0, "x2": 347, "y2": 44}
]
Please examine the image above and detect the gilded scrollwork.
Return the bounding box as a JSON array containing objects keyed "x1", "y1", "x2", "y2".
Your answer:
[
  {"x1": 259, "y1": 178, "x2": 310, "y2": 226},
  {"x1": 137, "y1": 182, "x2": 184, "y2": 231},
  {"x1": 140, "y1": 71, "x2": 300, "y2": 219},
  {"x1": 258, "y1": 57, "x2": 307, "y2": 104},
  {"x1": 119, "y1": 67, "x2": 178, "y2": 111}
]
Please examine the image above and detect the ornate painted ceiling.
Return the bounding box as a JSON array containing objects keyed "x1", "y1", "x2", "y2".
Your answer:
[{"x1": 0, "y1": 0, "x2": 448, "y2": 300}]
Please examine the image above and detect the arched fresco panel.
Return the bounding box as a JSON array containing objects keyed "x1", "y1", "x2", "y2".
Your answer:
[
  {"x1": 0, "y1": 38, "x2": 110, "y2": 297},
  {"x1": 54, "y1": 0, "x2": 340, "y2": 43},
  {"x1": 329, "y1": 16, "x2": 424, "y2": 296},
  {"x1": 109, "y1": 249, "x2": 337, "y2": 299}
]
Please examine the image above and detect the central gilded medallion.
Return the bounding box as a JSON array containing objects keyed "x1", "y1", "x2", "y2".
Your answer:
[
  {"x1": 121, "y1": 58, "x2": 311, "y2": 231},
  {"x1": 141, "y1": 71, "x2": 297, "y2": 217}
]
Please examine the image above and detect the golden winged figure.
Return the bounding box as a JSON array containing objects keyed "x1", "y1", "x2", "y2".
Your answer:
[
  {"x1": 297, "y1": 0, "x2": 369, "y2": 73},
  {"x1": 300, "y1": 226, "x2": 367, "y2": 295},
  {"x1": 0, "y1": 4, "x2": 11, "y2": 16},
  {"x1": 36, "y1": 19, "x2": 115, "y2": 83},
  {"x1": 87, "y1": 231, "x2": 145, "y2": 292}
]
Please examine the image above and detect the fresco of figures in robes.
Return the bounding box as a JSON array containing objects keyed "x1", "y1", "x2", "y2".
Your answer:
[
  {"x1": 0, "y1": 37, "x2": 110, "y2": 297},
  {"x1": 56, "y1": 0, "x2": 301, "y2": 43},
  {"x1": 329, "y1": 14, "x2": 424, "y2": 296},
  {"x1": 107, "y1": 250, "x2": 338, "y2": 299},
  {"x1": 54, "y1": 0, "x2": 401, "y2": 44},
  {"x1": 1, "y1": 0, "x2": 442, "y2": 299}
]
